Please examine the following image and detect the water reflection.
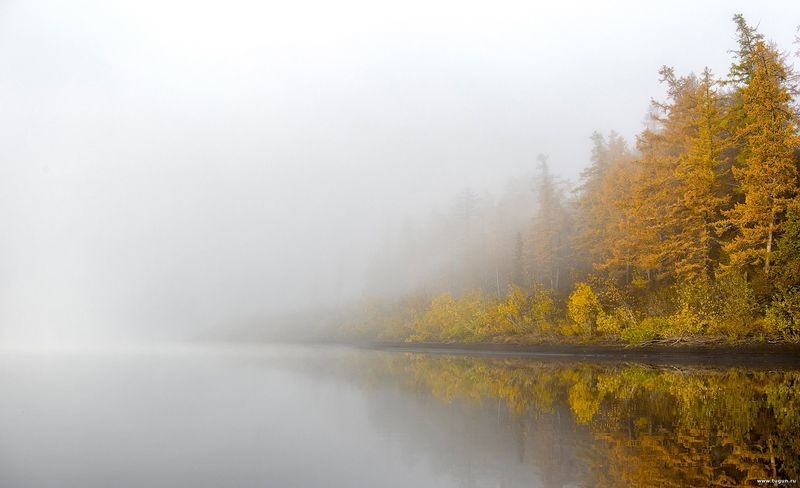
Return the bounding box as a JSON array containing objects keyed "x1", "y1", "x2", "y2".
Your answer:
[
  {"x1": 0, "y1": 347, "x2": 796, "y2": 487},
  {"x1": 350, "y1": 352, "x2": 800, "y2": 487}
]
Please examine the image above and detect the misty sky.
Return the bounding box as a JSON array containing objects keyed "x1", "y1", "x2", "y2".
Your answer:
[{"x1": 1, "y1": 0, "x2": 798, "y2": 343}]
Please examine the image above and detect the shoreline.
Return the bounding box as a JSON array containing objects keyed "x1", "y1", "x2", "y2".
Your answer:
[{"x1": 357, "y1": 341, "x2": 800, "y2": 368}]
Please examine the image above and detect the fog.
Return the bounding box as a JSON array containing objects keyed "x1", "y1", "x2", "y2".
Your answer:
[{"x1": 1, "y1": 0, "x2": 798, "y2": 344}]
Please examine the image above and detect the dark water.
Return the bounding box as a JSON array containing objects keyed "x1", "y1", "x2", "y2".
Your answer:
[{"x1": 0, "y1": 345, "x2": 797, "y2": 487}]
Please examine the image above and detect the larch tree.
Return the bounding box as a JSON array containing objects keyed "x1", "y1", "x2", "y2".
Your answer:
[
  {"x1": 772, "y1": 202, "x2": 800, "y2": 291},
  {"x1": 529, "y1": 155, "x2": 570, "y2": 292},
  {"x1": 575, "y1": 131, "x2": 637, "y2": 284},
  {"x1": 628, "y1": 66, "x2": 733, "y2": 284},
  {"x1": 729, "y1": 13, "x2": 765, "y2": 85},
  {"x1": 628, "y1": 67, "x2": 698, "y2": 284},
  {"x1": 672, "y1": 68, "x2": 731, "y2": 281},
  {"x1": 723, "y1": 38, "x2": 800, "y2": 277}
]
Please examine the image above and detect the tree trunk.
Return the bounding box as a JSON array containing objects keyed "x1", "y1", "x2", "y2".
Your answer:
[{"x1": 765, "y1": 205, "x2": 776, "y2": 275}]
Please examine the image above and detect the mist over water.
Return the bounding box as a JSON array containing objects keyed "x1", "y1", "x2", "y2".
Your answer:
[
  {"x1": 0, "y1": 346, "x2": 797, "y2": 487},
  {"x1": 2, "y1": 2, "x2": 800, "y2": 485},
  {"x1": 0, "y1": 346, "x2": 544, "y2": 487},
  {"x1": 1, "y1": 0, "x2": 798, "y2": 344}
]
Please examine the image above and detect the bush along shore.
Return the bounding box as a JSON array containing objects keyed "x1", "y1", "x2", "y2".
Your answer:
[
  {"x1": 334, "y1": 15, "x2": 800, "y2": 348},
  {"x1": 335, "y1": 278, "x2": 798, "y2": 347}
]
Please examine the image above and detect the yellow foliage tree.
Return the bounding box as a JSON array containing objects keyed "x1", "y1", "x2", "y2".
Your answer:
[
  {"x1": 567, "y1": 282, "x2": 603, "y2": 336},
  {"x1": 722, "y1": 40, "x2": 800, "y2": 276}
]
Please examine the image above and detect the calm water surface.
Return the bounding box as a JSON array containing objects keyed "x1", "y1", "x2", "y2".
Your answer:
[{"x1": 0, "y1": 345, "x2": 797, "y2": 487}]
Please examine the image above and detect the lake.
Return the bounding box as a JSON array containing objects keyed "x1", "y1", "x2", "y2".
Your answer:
[{"x1": 0, "y1": 345, "x2": 797, "y2": 487}]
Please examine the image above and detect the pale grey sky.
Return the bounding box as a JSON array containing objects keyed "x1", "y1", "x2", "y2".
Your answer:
[{"x1": 0, "y1": 0, "x2": 798, "y2": 343}]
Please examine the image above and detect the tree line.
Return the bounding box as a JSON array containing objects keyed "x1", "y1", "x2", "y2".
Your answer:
[{"x1": 338, "y1": 15, "x2": 800, "y2": 344}]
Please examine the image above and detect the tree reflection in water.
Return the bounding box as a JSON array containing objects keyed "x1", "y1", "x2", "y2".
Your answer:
[{"x1": 355, "y1": 353, "x2": 800, "y2": 487}]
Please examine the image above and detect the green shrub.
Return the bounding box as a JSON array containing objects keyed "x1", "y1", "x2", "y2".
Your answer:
[
  {"x1": 597, "y1": 306, "x2": 638, "y2": 335},
  {"x1": 621, "y1": 317, "x2": 664, "y2": 343},
  {"x1": 596, "y1": 311, "x2": 622, "y2": 334},
  {"x1": 708, "y1": 273, "x2": 758, "y2": 338},
  {"x1": 667, "y1": 274, "x2": 757, "y2": 338},
  {"x1": 669, "y1": 280, "x2": 715, "y2": 335},
  {"x1": 765, "y1": 288, "x2": 800, "y2": 339}
]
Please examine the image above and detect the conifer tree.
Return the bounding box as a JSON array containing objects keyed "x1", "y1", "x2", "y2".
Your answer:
[
  {"x1": 723, "y1": 38, "x2": 800, "y2": 276},
  {"x1": 529, "y1": 155, "x2": 570, "y2": 291},
  {"x1": 576, "y1": 132, "x2": 636, "y2": 284},
  {"x1": 629, "y1": 67, "x2": 696, "y2": 283},
  {"x1": 672, "y1": 68, "x2": 730, "y2": 280}
]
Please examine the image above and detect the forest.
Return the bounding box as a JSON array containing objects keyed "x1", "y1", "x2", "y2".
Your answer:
[{"x1": 335, "y1": 15, "x2": 800, "y2": 345}]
